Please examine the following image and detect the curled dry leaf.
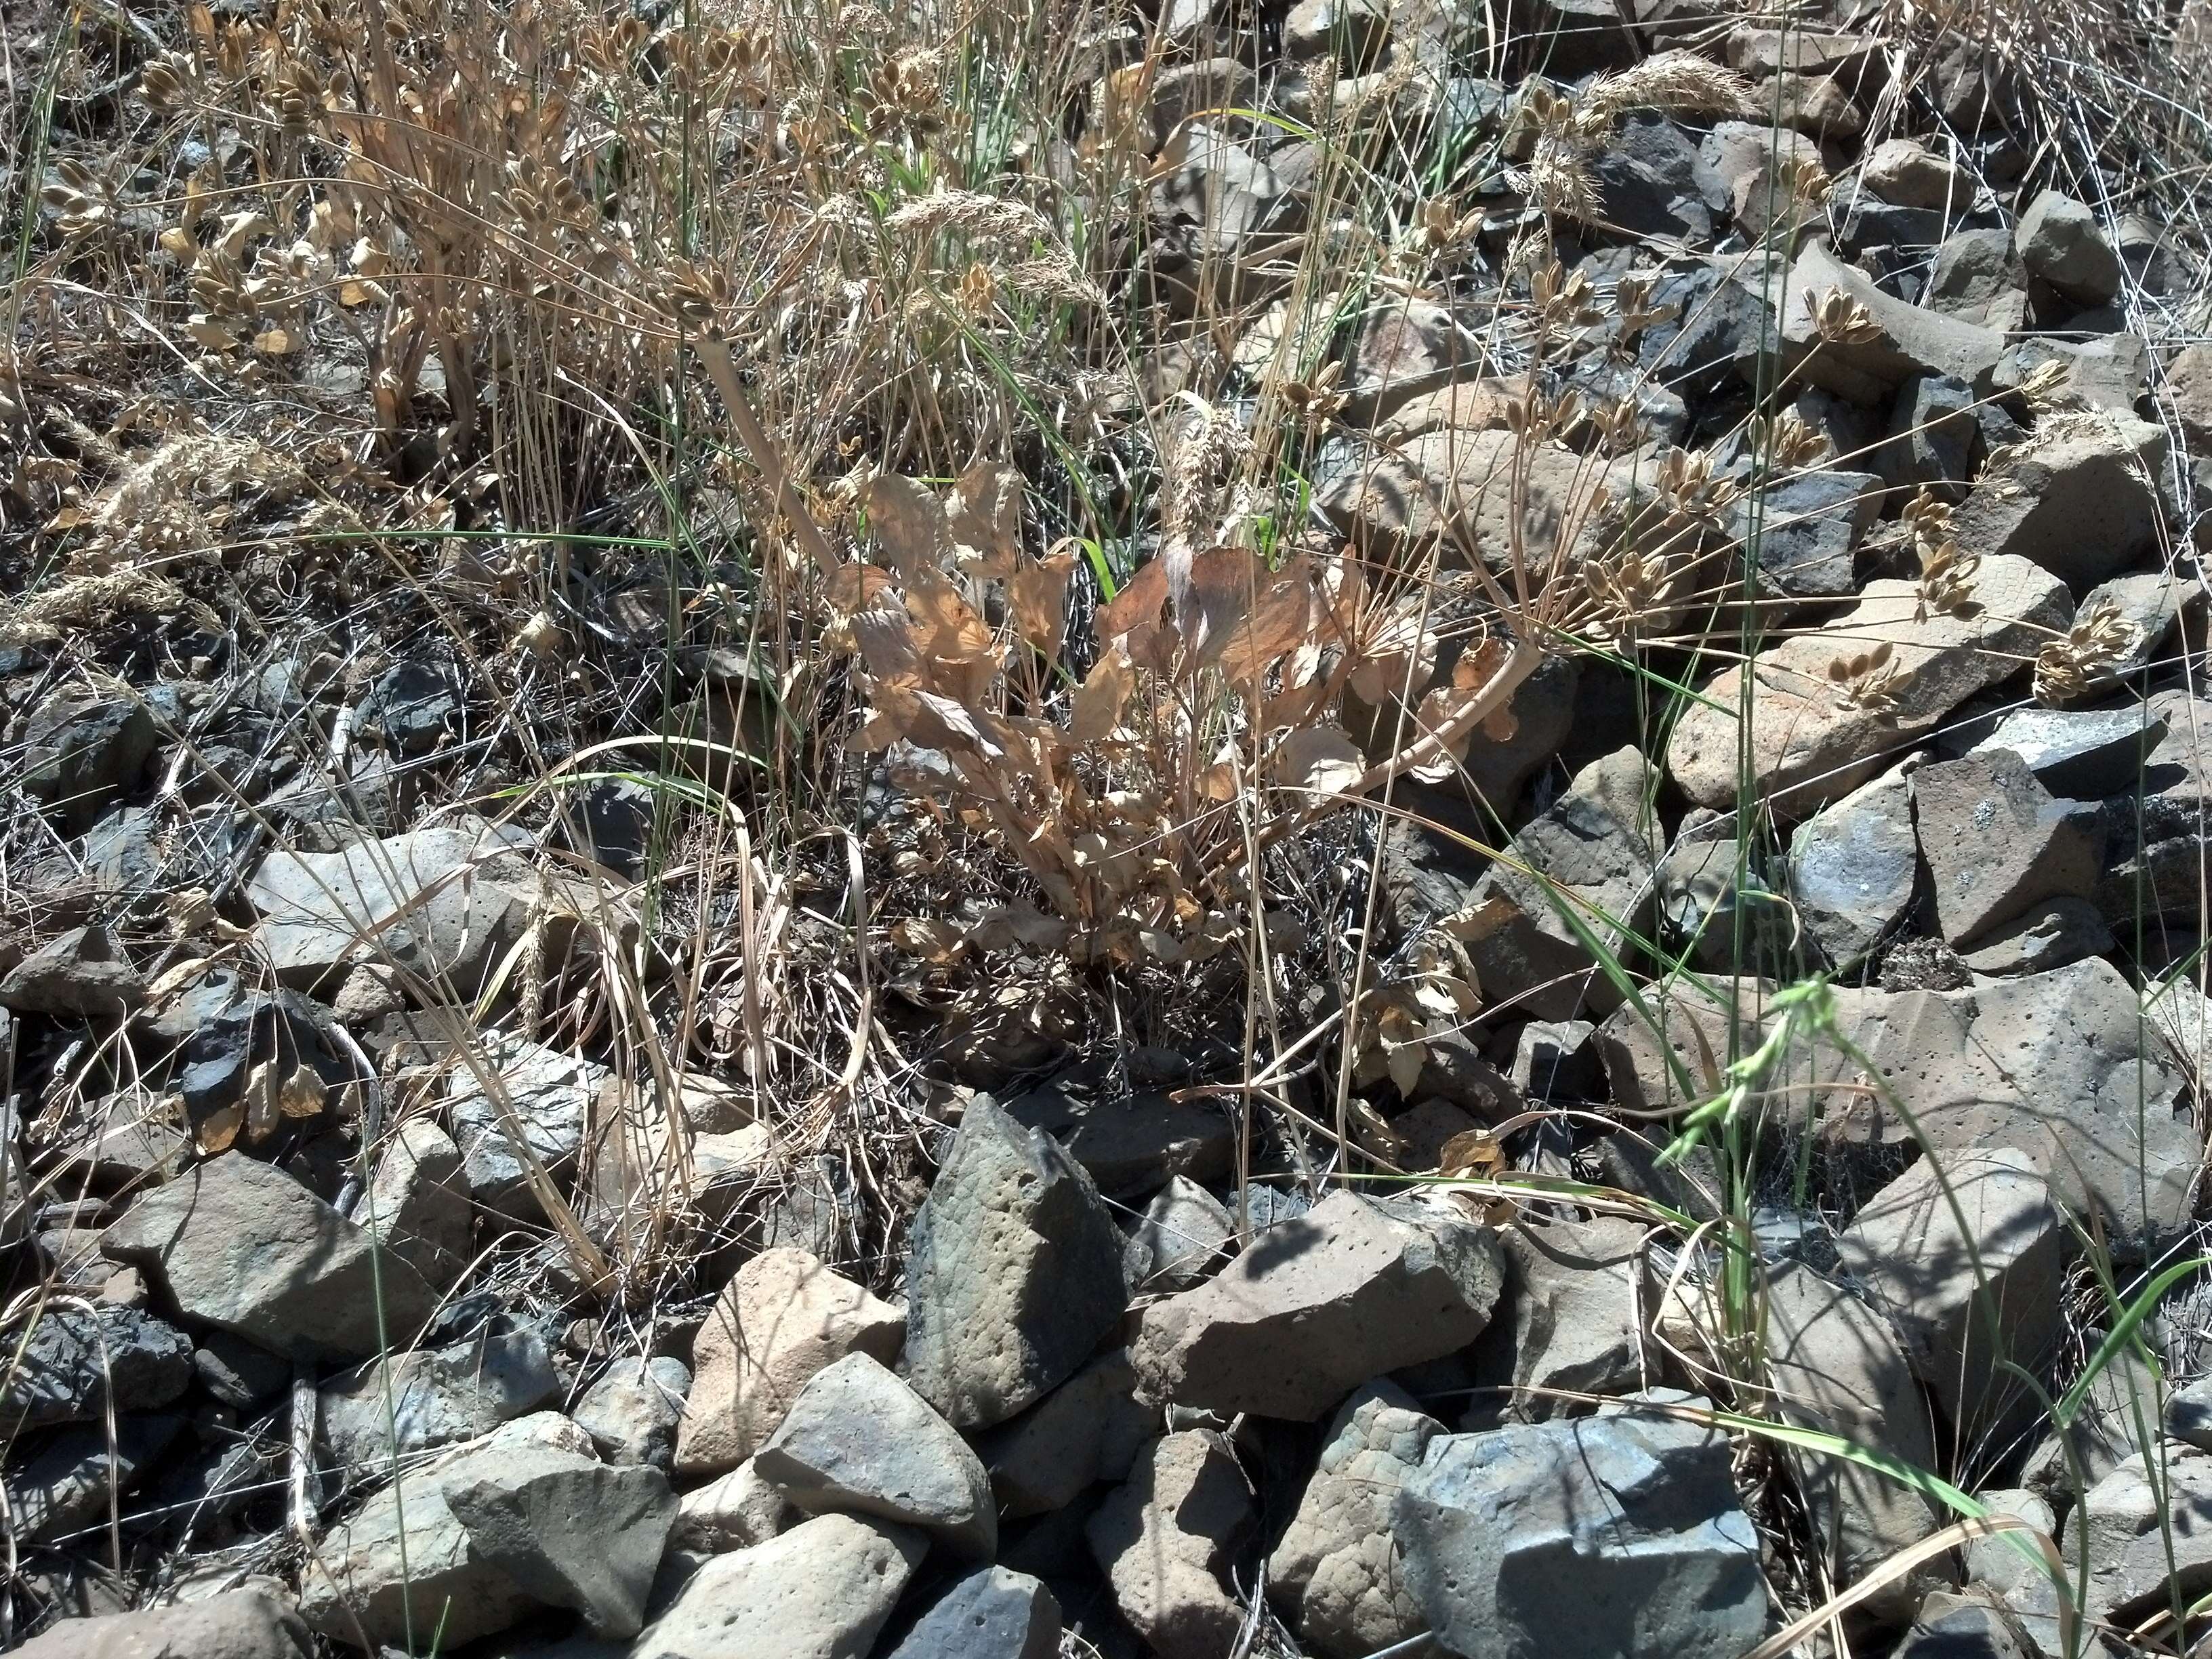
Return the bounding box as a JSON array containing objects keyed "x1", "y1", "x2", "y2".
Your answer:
[
  {"x1": 1010, "y1": 545, "x2": 1077, "y2": 665},
  {"x1": 946, "y1": 460, "x2": 1024, "y2": 580},
  {"x1": 1070, "y1": 644, "x2": 1134, "y2": 743},
  {"x1": 1275, "y1": 722, "x2": 1369, "y2": 798},
  {"x1": 865, "y1": 474, "x2": 946, "y2": 581}
]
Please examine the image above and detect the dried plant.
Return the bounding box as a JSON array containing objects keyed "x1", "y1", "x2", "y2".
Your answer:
[
  {"x1": 1828, "y1": 640, "x2": 1908, "y2": 718},
  {"x1": 2036, "y1": 596, "x2": 2141, "y2": 702}
]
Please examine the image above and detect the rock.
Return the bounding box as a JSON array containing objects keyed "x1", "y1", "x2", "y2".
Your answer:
[
  {"x1": 3, "y1": 1414, "x2": 182, "y2": 1541},
  {"x1": 1898, "y1": 1590, "x2": 2041, "y2": 1659},
  {"x1": 1511, "y1": 1017, "x2": 1600, "y2": 1099},
  {"x1": 0, "y1": 1303, "x2": 191, "y2": 1429},
  {"x1": 300, "y1": 1412, "x2": 593, "y2": 1647},
  {"x1": 19, "y1": 691, "x2": 157, "y2": 831},
  {"x1": 1764, "y1": 1262, "x2": 1943, "y2": 1613},
  {"x1": 1337, "y1": 295, "x2": 1476, "y2": 424},
  {"x1": 1666, "y1": 554, "x2": 2071, "y2": 815},
  {"x1": 1834, "y1": 1148, "x2": 2069, "y2": 1446},
  {"x1": 880, "y1": 1565, "x2": 1061, "y2": 1659},
  {"x1": 357, "y1": 659, "x2": 460, "y2": 755},
  {"x1": 2016, "y1": 189, "x2": 2123, "y2": 304},
  {"x1": 1969, "y1": 705, "x2": 2169, "y2": 797},
  {"x1": 1396, "y1": 1404, "x2": 1767, "y2": 1659},
  {"x1": 2018, "y1": 1345, "x2": 2158, "y2": 1500},
  {"x1": 2041, "y1": 1445, "x2": 2212, "y2": 1629},
  {"x1": 358, "y1": 1115, "x2": 472, "y2": 1291},
  {"x1": 164, "y1": 981, "x2": 353, "y2": 1134},
  {"x1": 2078, "y1": 567, "x2": 2197, "y2": 681},
  {"x1": 1457, "y1": 745, "x2": 1660, "y2": 1022},
  {"x1": 1148, "y1": 124, "x2": 1305, "y2": 257},
  {"x1": 2170, "y1": 1374, "x2": 2212, "y2": 1450},
  {"x1": 2167, "y1": 342, "x2": 2212, "y2": 451},
  {"x1": 1, "y1": 926, "x2": 145, "y2": 1017},
  {"x1": 754, "y1": 1351, "x2": 996, "y2": 1559},
  {"x1": 1864, "y1": 137, "x2": 1967, "y2": 209},
  {"x1": 14, "y1": 1589, "x2": 312, "y2": 1659},
  {"x1": 1731, "y1": 467, "x2": 1880, "y2": 602},
  {"x1": 1595, "y1": 114, "x2": 1715, "y2": 242},
  {"x1": 1267, "y1": 1385, "x2": 1444, "y2": 1656},
  {"x1": 1786, "y1": 763, "x2": 1919, "y2": 964},
  {"x1": 1952, "y1": 411, "x2": 2169, "y2": 588},
  {"x1": 1882, "y1": 374, "x2": 1978, "y2": 499},
  {"x1": 320, "y1": 1318, "x2": 560, "y2": 1473},
  {"x1": 443, "y1": 1445, "x2": 679, "y2": 1638},
  {"x1": 1469, "y1": 1216, "x2": 1645, "y2": 1415},
  {"x1": 902, "y1": 1096, "x2": 1127, "y2": 1431},
  {"x1": 576, "y1": 1356, "x2": 691, "y2": 1467},
  {"x1": 676, "y1": 1246, "x2": 903, "y2": 1475},
  {"x1": 1694, "y1": 120, "x2": 1820, "y2": 238},
  {"x1": 194, "y1": 1330, "x2": 289, "y2": 1410},
  {"x1": 1995, "y1": 333, "x2": 2150, "y2": 413},
  {"x1": 1957, "y1": 897, "x2": 2112, "y2": 975},
  {"x1": 1125, "y1": 1176, "x2": 1233, "y2": 1292},
  {"x1": 978, "y1": 1348, "x2": 1153, "y2": 1517},
  {"x1": 52, "y1": 1098, "x2": 188, "y2": 1191},
  {"x1": 633, "y1": 1513, "x2": 926, "y2": 1659},
  {"x1": 446, "y1": 1035, "x2": 606, "y2": 1221},
  {"x1": 246, "y1": 822, "x2": 566, "y2": 994},
  {"x1": 1130, "y1": 1190, "x2": 1503, "y2": 1420},
  {"x1": 1926, "y1": 227, "x2": 2030, "y2": 329},
  {"x1": 1086, "y1": 1431, "x2": 1256, "y2": 1659},
  {"x1": 1963, "y1": 1488, "x2": 2056, "y2": 1593},
  {"x1": 674, "y1": 1458, "x2": 794, "y2": 1553},
  {"x1": 1911, "y1": 749, "x2": 2104, "y2": 947},
  {"x1": 1782, "y1": 241, "x2": 2007, "y2": 401},
  {"x1": 1639, "y1": 258, "x2": 1777, "y2": 399},
  {"x1": 100, "y1": 1154, "x2": 435, "y2": 1364},
  {"x1": 996, "y1": 1083, "x2": 1231, "y2": 1197}
]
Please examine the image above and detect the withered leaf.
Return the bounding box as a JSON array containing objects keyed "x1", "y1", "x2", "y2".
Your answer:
[{"x1": 1070, "y1": 644, "x2": 1134, "y2": 743}]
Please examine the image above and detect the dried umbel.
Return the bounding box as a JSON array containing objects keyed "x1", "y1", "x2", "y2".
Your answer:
[
  {"x1": 1809, "y1": 289, "x2": 1884, "y2": 346},
  {"x1": 1828, "y1": 640, "x2": 1908, "y2": 718},
  {"x1": 2036, "y1": 596, "x2": 2140, "y2": 703}
]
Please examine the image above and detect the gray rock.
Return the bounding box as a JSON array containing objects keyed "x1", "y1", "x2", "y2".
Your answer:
[
  {"x1": 1595, "y1": 113, "x2": 1714, "y2": 242},
  {"x1": 3, "y1": 1414, "x2": 182, "y2": 1542},
  {"x1": 979, "y1": 1348, "x2": 1153, "y2": 1517},
  {"x1": 1925, "y1": 228, "x2": 2029, "y2": 329},
  {"x1": 0, "y1": 1303, "x2": 191, "y2": 1430},
  {"x1": 1994, "y1": 333, "x2": 2150, "y2": 413},
  {"x1": 1147, "y1": 125, "x2": 1305, "y2": 256},
  {"x1": 1863, "y1": 137, "x2": 1967, "y2": 210},
  {"x1": 576, "y1": 1356, "x2": 691, "y2": 1468},
  {"x1": 444, "y1": 1445, "x2": 679, "y2": 1638},
  {"x1": 2016, "y1": 1345, "x2": 2158, "y2": 1498},
  {"x1": 1911, "y1": 749, "x2": 2104, "y2": 947},
  {"x1": 1952, "y1": 411, "x2": 2169, "y2": 589},
  {"x1": 1511, "y1": 1018, "x2": 1600, "y2": 1099},
  {"x1": 446, "y1": 1036, "x2": 606, "y2": 1221},
  {"x1": 755, "y1": 1352, "x2": 996, "y2": 1559},
  {"x1": 1125, "y1": 1176, "x2": 1234, "y2": 1293},
  {"x1": 321, "y1": 1319, "x2": 560, "y2": 1474},
  {"x1": 246, "y1": 822, "x2": 563, "y2": 994},
  {"x1": 1, "y1": 926, "x2": 146, "y2": 1017},
  {"x1": 1734, "y1": 468, "x2": 1881, "y2": 600},
  {"x1": 1337, "y1": 295, "x2": 1477, "y2": 424},
  {"x1": 1787, "y1": 764, "x2": 1919, "y2": 964},
  {"x1": 13, "y1": 1589, "x2": 312, "y2": 1659},
  {"x1": 100, "y1": 1154, "x2": 435, "y2": 1364},
  {"x1": 2016, "y1": 190, "x2": 2123, "y2": 304},
  {"x1": 1782, "y1": 241, "x2": 2006, "y2": 401},
  {"x1": 1969, "y1": 705, "x2": 2169, "y2": 797},
  {"x1": 2081, "y1": 569, "x2": 2197, "y2": 690},
  {"x1": 360, "y1": 1115, "x2": 473, "y2": 1290},
  {"x1": 1898, "y1": 1589, "x2": 2041, "y2": 1659},
  {"x1": 1268, "y1": 1385, "x2": 1444, "y2": 1657},
  {"x1": 300, "y1": 1413, "x2": 604, "y2": 1648},
  {"x1": 1765, "y1": 1262, "x2": 1944, "y2": 1616},
  {"x1": 19, "y1": 691, "x2": 157, "y2": 831},
  {"x1": 1834, "y1": 1149, "x2": 2069, "y2": 1448},
  {"x1": 901, "y1": 1096, "x2": 1127, "y2": 1431},
  {"x1": 1469, "y1": 1217, "x2": 1646, "y2": 1416},
  {"x1": 194, "y1": 1331, "x2": 289, "y2": 1410},
  {"x1": 633, "y1": 1513, "x2": 926, "y2": 1659},
  {"x1": 1396, "y1": 1405, "x2": 1767, "y2": 1659},
  {"x1": 1087, "y1": 1431, "x2": 1256, "y2": 1659},
  {"x1": 2169, "y1": 1373, "x2": 2212, "y2": 1451},
  {"x1": 1883, "y1": 374, "x2": 1978, "y2": 499},
  {"x1": 1957, "y1": 897, "x2": 2112, "y2": 975},
  {"x1": 881, "y1": 1566, "x2": 1061, "y2": 1659},
  {"x1": 1130, "y1": 1191, "x2": 1503, "y2": 1420},
  {"x1": 996, "y1": 1084, "x2": 1233, "y2": 1197},
  {"x1": 2038, "y1": 1445, "x2": 2212, "y2": 1630},
  {"x1": 1695, "y1": 120, "x2": 1822, "y2": 239},
  {"x1": 1963, "y1": 1488, "x2": 2055, "y2": 1593},
  {"x1": 673, "y1": 1458, "x2": 795, "y2": 1553}
]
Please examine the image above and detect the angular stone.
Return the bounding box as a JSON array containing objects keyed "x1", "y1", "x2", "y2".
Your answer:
[
  {"x1": 2017, "y1": 189, "x2": 2123, "y2": 304},
  {"x1": 1131, "y1": 1190, "x2": 1503, "y2": 1420},
  {"x1": 2048, "y1": 1446, "x2": 2212, "y2": 1629},
  {"x1": 2169, "y1": 342, "x2": 2212, "y2": 452},
  {"x1": 1912, "y1": 749, "x2": 2104, "y2": 947},
  {"x1": 1338, "y1": 295, "x2": 1476, "y2": 424},
  {"x1": 673, "y1": 1457, "x2": 794, "y2": 1553},
  {"x1": 1835, "y1": 1149, "x2": 2069, "y2": 1446},
  {"x1": 1782, "y1": 241, "x2": 2006, "y2": 401},
  {"x1": 978, "y1": 1349, "x2": 1154, "y2": 1518},
  {"x1": 880, "y1": 1565, "x2": 1061, "y2": 1659},
  {"x1": 194, "y1": 1331, "x2": 289, "y2": 1410},
  {"x1": 1268, "y1": 1385, "x2": 1444, "y2": 1657},
  {"x1": 1596, "y1": 113, "x2": 1715, "y2": 242},
  {"x1": 1087, "y1": 1431, "x2": 1255, "y2": 1659},
  {"x1": 1926, "y1": 227, "x2": 2030, "y2": 330},
  {"x1": 1957, "y1": 897, "x2": 2112, "y2": 975},
  {"x1": 755, "y1": 1352, "x2": 996, "y2": 1559},
  {"x1": 1, "y1": 926, "x2": 145, "y2": 1017},
  {"x1": 1125, "y1": 1175, "x2": 1234, "y2": 1293},
  {"x1": 320, "y1": 1319, "x2": 561, "y2": 1474},
  {"x1": 575, "y1": 1355, "x2": 691, "y2": 1468},
  {"x1": 1666, "y1": 554, "x2": 2071, "y2": 815},
  {"x1": 19, "y1": 692, "x2": 157, "y2": 832},
  {"x1": 446, "y1": 1036, "x2": 606, "y2": 1222},
  {"x1": 677, "y1": 1246, "x2": 903, "y2": 1477},
  {"x1": 1695, "y1": 120, "x2": 1820, "y2": 238},
  {"x1": 246, "y1": 823, "x2": 565, "y2": 994},
  {"x1": 1470, "y1": 1216, "x2": 1645, "y2": 1416},
  {"x1": 635, "y1": 1513, "x2": 926, "y2": 1659},
  {"x1": 360, "y1": 1115, "x2": 472, "y2": 1291},
  {"x1": 1995, "y1": 333, "x2": 2150, "y2": 413},
  {"x1": 902, "y1": 1097, "x2": 1127, "y2": 1431},
  {"x1": 1511, "y1": 1017, "x2": 1600, "y2": 1099},
  {"x1": 1396, "y1": 1406, "x2": 1767, "y2": 1659},
  {"x1": 1899, "y1": 1589, "x2": 2041, "y2": 1659},
  {"x1": 1765, "y1": 1263, "x2": 1944, "y2": 1614},
  {"x1": 1787, "y1": 763, "x2": 1918, "y2": 964},
  {"x1": 1952, "y1": 411, "x2": 2169, "y2": 588},
  {"x1": 14, "y1": 1589, "x2": 311, "y2": 1659},
  {"x1": 2171, "y1": 1374, "x2": 2212, "y2": 1451},
  {"x1": 100, "y1": 1154, "x2": 434, "y2": 1364},
  {"x1": 1963, "y1": 1488, "x2": 2055, "y2": 1593},
  {"x1": 997, "y1": 1084, "x2": 1232, "y2": 1197},
  {"x1": 1883, "y1": 374, "x2": 1978, "y2": 499},
  {"x1": 0, "y1": 1303, "x2": 191, "y2": 1430},
  {"x1": 444, "y1": 1446, "x2": 678, "y2": 1638},
  {"x1": 1970, "y1": 705, "x2": 2169, "y2": 798},
  {"x1": 1734, "y1": 468, "x2": 1881, "y2": 601},
  {"x1": 4, "y1": 1414, "x2": 181, "y2": 1542},
  {"x1": 1864, "y1": 137, "x2": 1967, "y2": 209}
]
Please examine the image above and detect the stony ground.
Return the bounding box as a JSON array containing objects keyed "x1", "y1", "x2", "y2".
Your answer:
[{"x1": 8, "y1": 0, "x2": 2212, "y2": 1655}]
